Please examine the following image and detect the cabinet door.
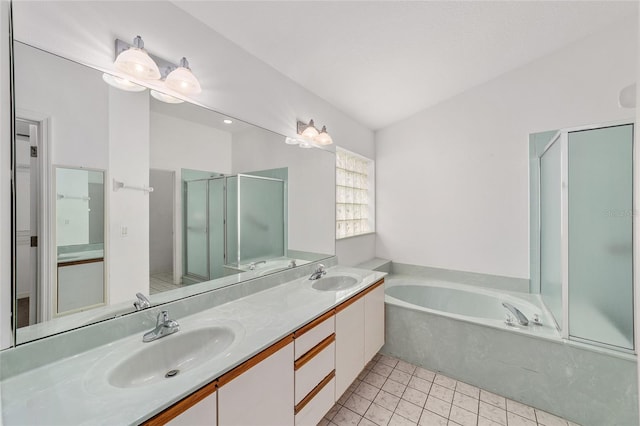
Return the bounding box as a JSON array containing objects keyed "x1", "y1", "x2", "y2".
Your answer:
[
  {"x1": 166, "y1": 392, "x2": 217, "y2": 426},
  {"x1": 335, "y1": 297, "x2": 365, "y2": 397},
  {"x1": 364, "y1": 284, "x2": 385, "y2": 362},
  {"x1": 218, "y1": 342, "x2": 294, "y2": 426},
  {"x1": 57, "y1": 261, "x2": 104, "y2": 313}
]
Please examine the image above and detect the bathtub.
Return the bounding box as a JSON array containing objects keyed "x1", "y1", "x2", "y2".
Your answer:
[
  {"x1": 384, "y1": 277, "x2": 559, "y2": 338},
  {"x1": 381, "y1": 275, "x2": 638, "y2": 426}
]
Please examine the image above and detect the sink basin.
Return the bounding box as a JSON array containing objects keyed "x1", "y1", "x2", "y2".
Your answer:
[
  {"x1": 108, "y1": 326, "x2": 235, "y2": 388},
  {"x1": 312, "y1": 275, "x2": 360, "y2": 291}
]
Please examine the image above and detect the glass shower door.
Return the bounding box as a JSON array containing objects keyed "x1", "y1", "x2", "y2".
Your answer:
[
  {"x1": 568, "y1": 124, "x2": 634, "y2": 350},
  {"x1": 539, "y1": 136, "x2": 563, "y2": 330},
  {"x1": 184, "y1": 180, "x2": 208, "y2": 280},
  {"x1": 208, "y1": 178, "x2": 225, "y2": 279},
  {"x1": 237, "y1": 175, "x2": 285, "y2": 264}
]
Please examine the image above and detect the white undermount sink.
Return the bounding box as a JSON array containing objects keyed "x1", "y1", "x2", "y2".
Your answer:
[
  {"x1": 312, "y1": 275, "x2": 361, "y2": 291},
  {"x1": 108, "y1": 326, "x2": 236, "y2": 388}
]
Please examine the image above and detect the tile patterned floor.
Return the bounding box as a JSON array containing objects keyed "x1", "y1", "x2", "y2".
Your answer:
[
  {"x1": 319, "y1": 353, "x2": 579, "y2": 426},
  {"x1": 150, "y1": 272, "x2": 183, "y2": 295}
]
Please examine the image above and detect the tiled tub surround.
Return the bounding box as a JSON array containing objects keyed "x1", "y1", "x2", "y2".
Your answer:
[
  {"x1": 324, "y1": 353, "x2": 579, "y2": 426},
  {"x1": 0, "y1": 263, "x2": 385, "y2": 424},
  {"x1": 381, "y1": 276, "x2": 638, "y2": 426}
]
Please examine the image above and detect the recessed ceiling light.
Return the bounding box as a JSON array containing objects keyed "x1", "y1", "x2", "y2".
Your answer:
[{"x1": 223, "y1": 119, "x2": 233, "y2": 124}]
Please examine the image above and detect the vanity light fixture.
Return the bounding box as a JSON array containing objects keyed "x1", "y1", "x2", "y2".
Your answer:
[
  {"x1": 314, "y1": 126, "x2": 333, "y2": 146},
  {"x1": 150, "y1": 90, "x2": 184, "y2": 104},
  {"x1": 114, "y1": 36, "x2": 161, "y2": 80},
  {"x1": 295, "y1": 119, "x2": 334, "y2": 146},
  {"x1": 165, "y1": 58, "x2": 202, "y2": 96},
  {"x1": 102, "y1": 73, "x2": 147, "y2": 92},
  {"x1": 298, "y1": 119, "x2": 320, "y2": 139},
  {"x1": 110, "y1": 37, "x2": 202, "y2": 98}
]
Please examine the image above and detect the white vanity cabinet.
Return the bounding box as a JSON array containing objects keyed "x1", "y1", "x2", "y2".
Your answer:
[
  {"x1": 141, "y1": 279, "x2": 384, "y2": 426},
  {"x1": 166, "y1": 392, "x2": 217, "y2": 426},
  {"x1": 293, "y1": 311, "x2": 336, "y2": 426},
  {"x1": 364, "y1": 282, "x2": 385, "y2": 361},
  {"x1": 218, "y1": 337, "x2": 294, "y2": 426},
  {"x1": 143, "y1": 381, "x2": 217, "y2": 426},
  {"x1": 335, "y1": 279, "x2": 385, "y2": 398}
]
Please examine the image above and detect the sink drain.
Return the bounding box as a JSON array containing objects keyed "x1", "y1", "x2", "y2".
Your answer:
[{"x1": 165, "y1": 369, "x2": 180, "y2": 378}]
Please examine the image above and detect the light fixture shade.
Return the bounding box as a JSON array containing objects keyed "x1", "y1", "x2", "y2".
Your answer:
[
  {"x1": 114, "y1": 37, "x2": 161, "y2": 80},
  {"x1": 102, "y1": 73, "x2": 147, "y2": 92},
  {"x1": 301, "y1": 119, "x2": 320, "y2": 139},
  {"x1": 150, "y1": 90, "x2": 184, "y2": 104},
  {"x1": 314, "y1": 126, "x2": 333, "y2": 145},
  {"x1": 165, "y1": 58, "x2": 202, "y2": 95},
  {"x1": 285, "y1": 137, "x2": 299, "y2": 145}
]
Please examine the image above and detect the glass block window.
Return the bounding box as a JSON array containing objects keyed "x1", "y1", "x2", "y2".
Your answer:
[{"x1": 336, "y1": 147, "x2": 375, "y2": 239}]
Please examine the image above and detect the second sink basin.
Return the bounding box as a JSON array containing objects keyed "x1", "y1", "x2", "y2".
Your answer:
[
  {"x1": 312, "y1": 275, "x2": 361, "y2": 291},
  {"x1": 108, "y1": 326, "x2": 235, "y2": 388}
]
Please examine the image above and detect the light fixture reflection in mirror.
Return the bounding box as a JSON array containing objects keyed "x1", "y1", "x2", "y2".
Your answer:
[
  {"x1": 102, "y1": 73, "x2": 147, "y2": 92},
  {"x1": 150, "y1": 90, "x2": 184, "y2": 104}
]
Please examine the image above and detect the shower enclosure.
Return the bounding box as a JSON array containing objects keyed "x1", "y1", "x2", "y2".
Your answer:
[
  {"x1": 183, "y1": 173, "x2": 285, "y2": 282},
  {"x1": 532, "y1": 122, "x2": 634, "y2": 351}
]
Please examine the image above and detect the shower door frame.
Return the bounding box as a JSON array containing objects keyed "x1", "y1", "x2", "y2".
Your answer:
[
  {"x1": 183, "y1": 176, "x2": 227, "y2": 282},
  {"x1": 536, "y1": 119, "x2": 635, "y2": 351},
  {"x1": 232, "y1": 174, "x2": 286, "y2": 267}
]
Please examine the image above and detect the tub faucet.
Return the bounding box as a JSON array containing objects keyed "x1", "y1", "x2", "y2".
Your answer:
[
  {"x1": 143, "y1": 310, "x2": 180, "y2": 342},
  {"x1": 502, "y1": 302, "x2": 529, "y2": 326},
  {"x1": 133, "y1": 293, "x2": 151, "y2": 311},
  {"x1": 309, "y1": 264, "x2": 326, "y2": 280},
  {"x1": 249, "y1": 260, "x2": 267, "y2": 270}
]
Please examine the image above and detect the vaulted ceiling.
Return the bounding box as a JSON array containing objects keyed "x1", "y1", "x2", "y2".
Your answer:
[{"x1": 174, "y1": 1, "x2": 637, "y2": 130}]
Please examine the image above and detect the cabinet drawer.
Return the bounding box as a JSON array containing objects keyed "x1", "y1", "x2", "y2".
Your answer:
[
  {"x1": 295, "y1": 376, "x2": 335, "y2": 426},
  {"x1": 294, "y1": 311, "x2": 335, "y2": 360},
  {"x1": 295, "y1": 339, "x2": 335, "y2": 405}
]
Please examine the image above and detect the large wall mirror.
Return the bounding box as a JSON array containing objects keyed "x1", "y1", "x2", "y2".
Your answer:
[{"x1": 12, "y1": 41, "x2": 335, "y2": 345}]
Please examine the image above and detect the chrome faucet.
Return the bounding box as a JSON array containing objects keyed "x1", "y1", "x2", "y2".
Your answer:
[
  {"x1": 249, "y1": 260, "x2": 267, "y2": 270},
  {"x1": 133, "y1": 293, "x2": 151, "y2": 311},
  {"x1": 309, "y1": 264, "x2": 327, "y2": 280},
  {"x1": 502, "y1": 302, "x2": 529, "y2": 326},
  {"x1": 288, "y1": 259, "x2": 297, "y2": 268},
  {"x1": 143, "y1": 310, "x2": 180, "y2": 342}
]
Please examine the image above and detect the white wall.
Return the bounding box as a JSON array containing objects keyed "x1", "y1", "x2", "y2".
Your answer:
[
  {"x1": 376, "y1": 19, "x2": 637, "y2": 279},
  {"x1": 231, "y1": 128, "x2": 335, "y2": 256},
  {"x1": 14, "y1": 42, "x2": 109, "y2": 170},
  {"x1": 107, "y1": 89, "x2": 150, "y2": 305},
  {"x1": 1, "y1": 0, "x2": 12, "y2": 349},
  {"x1": 149, "y1": 169, "x2": 174, "y2": 276},
  {"x1": 55, "y1": 169, "x2": 90, "y2": 246},
  {"x1": 149, "y1": 110, "x2": 232, "y2": 282}
]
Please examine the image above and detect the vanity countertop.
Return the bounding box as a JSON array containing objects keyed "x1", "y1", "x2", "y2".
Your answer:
[{"x1": 0, "y1": 265, "x2": 386, "y2": 425}]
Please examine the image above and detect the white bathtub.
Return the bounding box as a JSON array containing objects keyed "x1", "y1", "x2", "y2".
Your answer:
[
  {"x1": 384, "y1": 276, "x2": 559, "y2": 339},
  {"x1": 381, "y1": 275, "x2": 637, "y2": 425}
]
